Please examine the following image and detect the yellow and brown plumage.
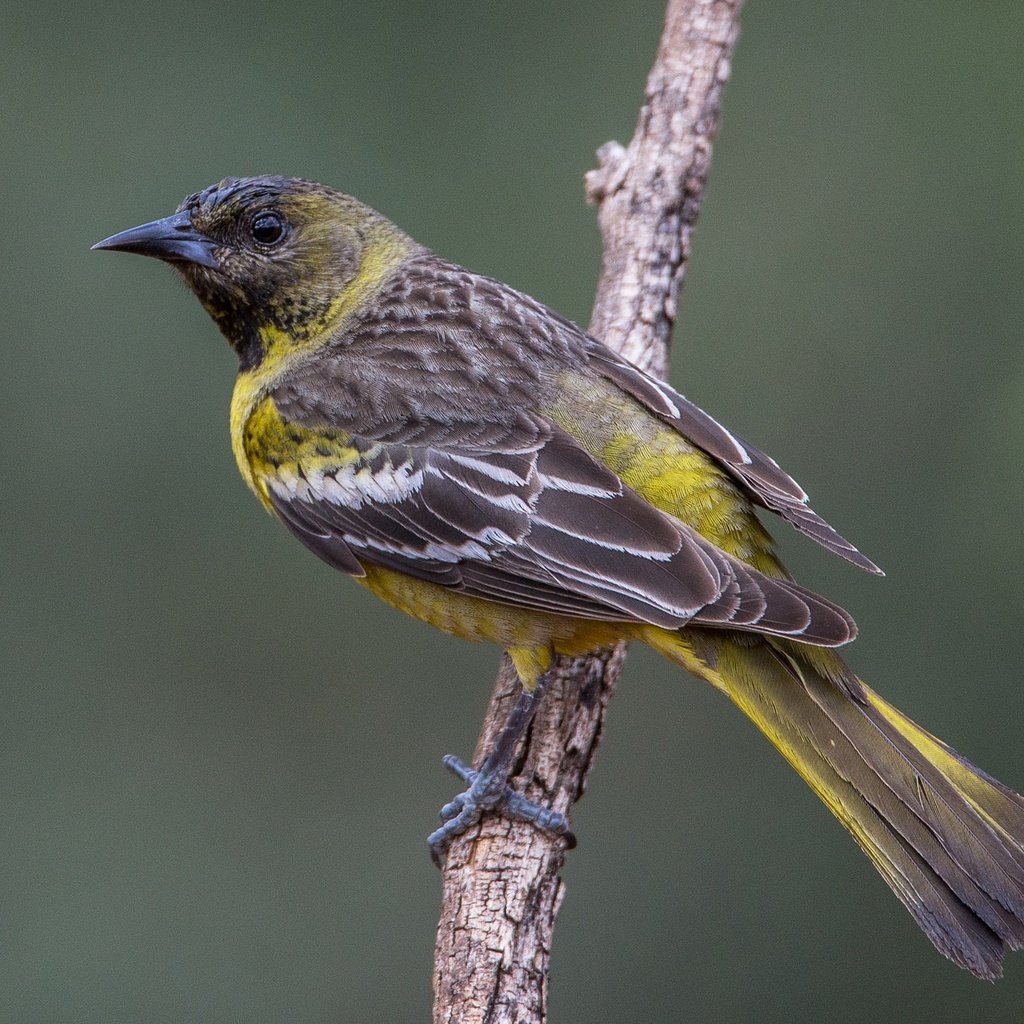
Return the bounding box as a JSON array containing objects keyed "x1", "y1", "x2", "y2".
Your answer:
[{"x1": 95, "y1": 175, "x2": 1024, "y2": 979}]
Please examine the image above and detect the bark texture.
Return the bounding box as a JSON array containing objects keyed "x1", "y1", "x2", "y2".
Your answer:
[{"x1": 433, "y1": 3, "x2": 743, "y2": 1021}]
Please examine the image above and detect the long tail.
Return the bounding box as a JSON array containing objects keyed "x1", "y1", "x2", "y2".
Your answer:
[{"x1": 648, "y1": 627, "x2": 1024, "y2": 979}]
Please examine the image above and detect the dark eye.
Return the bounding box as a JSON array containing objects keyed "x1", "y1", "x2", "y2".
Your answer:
[{"x1": 250, "y1": 211, "x2": 286, "y2": 246}]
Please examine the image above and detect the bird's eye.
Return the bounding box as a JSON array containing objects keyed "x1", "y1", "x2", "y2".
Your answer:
[{"x1": 250, "y1": 212, "x2": 286, "y2": 246}]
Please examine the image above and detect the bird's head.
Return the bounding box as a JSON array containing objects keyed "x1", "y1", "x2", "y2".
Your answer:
[{"x1": 94, "y1": 175, "x2": 417, "y2": 368}]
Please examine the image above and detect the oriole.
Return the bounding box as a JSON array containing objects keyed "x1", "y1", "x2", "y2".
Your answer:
[{"x1": 95, "y1": 176, "x2": 1024, "y2": 979}]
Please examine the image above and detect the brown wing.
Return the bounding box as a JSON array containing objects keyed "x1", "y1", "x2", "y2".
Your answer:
[
  {"x1": 264, "y1": 253, "x2": 859, "y2": 645},
  {"x1": 262, "y1": 410, "x2": 856, "y2": 646}
]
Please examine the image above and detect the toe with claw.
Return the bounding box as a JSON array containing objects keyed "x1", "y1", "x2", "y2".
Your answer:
[{"x1": 428, "y1": 753, "x2": 576, "y2": 867}]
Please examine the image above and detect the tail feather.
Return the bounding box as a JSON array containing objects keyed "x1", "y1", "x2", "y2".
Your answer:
[
  {"x1": 651, "y1": 628, "x2": 1024, "y2": 978},
  {"x1": 774, "y1": 649, "x2": 1024, "y2": 962},
  {"x1": 867, "y1": 687, "x2": 1024, "y2": 857}
]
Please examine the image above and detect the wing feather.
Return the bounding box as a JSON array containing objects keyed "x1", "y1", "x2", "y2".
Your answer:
[
  {"x1": 263, "y1": 407, "x2": 856, "y2": 646},
  {"x1": 585, "y1": 341, "x2": 882, "y2": 575}
]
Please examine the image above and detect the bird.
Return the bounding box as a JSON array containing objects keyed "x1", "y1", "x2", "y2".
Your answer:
[{"x1": 94, "y1": 175, "x2": 1024, "y2": 979}]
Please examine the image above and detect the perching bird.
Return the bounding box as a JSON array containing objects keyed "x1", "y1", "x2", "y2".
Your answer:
[{"x1": 94, "y1": 175, "x2": 1024, "y2": 979}]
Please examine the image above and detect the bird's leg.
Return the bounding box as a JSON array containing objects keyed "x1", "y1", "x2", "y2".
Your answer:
[{"x1": 428, "y1": 672, "x2": 575, "y2": 866}]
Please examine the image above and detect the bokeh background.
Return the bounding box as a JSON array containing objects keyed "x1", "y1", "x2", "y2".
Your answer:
[{"x1": 4, "y1": 1, "x2": 1024, "y2": 1021}]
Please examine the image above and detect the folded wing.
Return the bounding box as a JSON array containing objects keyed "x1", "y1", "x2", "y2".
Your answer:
[{"x1": 261, "y1": 414, "x2": 857, "y2": 647}]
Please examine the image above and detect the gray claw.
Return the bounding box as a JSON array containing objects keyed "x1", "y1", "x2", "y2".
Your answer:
[{"x1": 428, "y1": 754, "x2": 577, "y2": 867}]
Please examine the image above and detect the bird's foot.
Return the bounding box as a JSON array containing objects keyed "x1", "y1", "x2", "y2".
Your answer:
[{"x1": 427, "y1": 754, "x2": 576, "y2": 867}]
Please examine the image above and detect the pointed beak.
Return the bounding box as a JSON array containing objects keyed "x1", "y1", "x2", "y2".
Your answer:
[{"x1": 92, "y1": 210, "x2": 221, "y2": 270}]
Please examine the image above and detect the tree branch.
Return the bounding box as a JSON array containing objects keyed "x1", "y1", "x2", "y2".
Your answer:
[{"x1": 432, "y1": 3, "x2": 743, "y2": 1021}]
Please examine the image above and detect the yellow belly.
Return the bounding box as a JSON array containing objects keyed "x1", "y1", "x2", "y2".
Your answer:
[{"x1": 358, "y1": 563, "x2": 629, "y2": 650}]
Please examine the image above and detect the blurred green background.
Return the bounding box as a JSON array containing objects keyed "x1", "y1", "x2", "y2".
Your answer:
[{"x1": 4, "y1": 1, "x2": 1024, "y2": 1020}]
